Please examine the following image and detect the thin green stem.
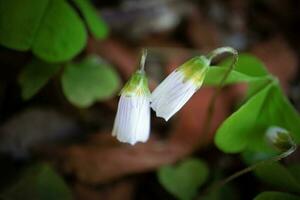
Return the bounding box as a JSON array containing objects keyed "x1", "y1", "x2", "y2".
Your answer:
[
  {"x1": 202, "y1": 47, "x2": 238, "y2": 141},
  {"x1": 208, "y1": 143, "x2": 297, "y2": 193}
]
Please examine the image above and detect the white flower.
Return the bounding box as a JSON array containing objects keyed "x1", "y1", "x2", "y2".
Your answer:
[
  {"x1": 151, "y1": 56, "x2": 210, "y2": 121},
  {"x1": 112, "y1": 71, "x2": 150, "y2": 145}
]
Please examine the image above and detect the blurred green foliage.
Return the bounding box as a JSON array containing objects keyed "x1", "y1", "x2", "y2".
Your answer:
[
  {"x1": 0, "y1": 0, "x2": 108, "y2": 62},
  {"x1": 254, "y1": 191, "x2": 300, "y2": 200},
  {"x1": 254, "y1": 162, "x2": 300, "y2": 194},
  {"x1": 19, "y1": 59, "x2": 61, "y2": 100},
  {"x1": 1, "y1": 163, "x2": 72, "y2": 200},
  {"x1": 61, "y1": 55, "x2": 120, "y2": 107},
  {"x1": 157, "y1": 158, "x2": 209, "y2": 200},
  {"x1": 0, "y1": 0, "x2": 119, "y2": 107}
]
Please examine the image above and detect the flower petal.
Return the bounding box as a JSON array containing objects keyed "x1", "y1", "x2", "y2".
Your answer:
[
  {"x1": 113, "y1": 95, "x2": 150, "y2": 145},
  {"x1": 151, "y1": 71, "x2": 197, "y2": 121}
]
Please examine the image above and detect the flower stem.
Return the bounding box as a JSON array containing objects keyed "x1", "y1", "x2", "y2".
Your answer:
[
  {"x1": 202, "y1": 47, "x2": 238, "y2": 142},
  {"x1": 207, "y1": 143, "x2": 297, "y2": 193},
  {"x1": 139, "y1": 48, "x2": 148, "y2": 72}
]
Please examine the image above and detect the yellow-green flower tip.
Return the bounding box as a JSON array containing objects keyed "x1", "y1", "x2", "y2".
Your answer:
[
  {"x1": 121, "y1": 70, "x2": 150, "y2": 96},
  {"x1": 178, "y1": 56, "x2": 210, "y2": 88}
]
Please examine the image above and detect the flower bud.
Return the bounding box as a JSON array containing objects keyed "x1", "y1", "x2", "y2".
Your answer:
[
  {"x1": 151, "y1": 56, "x2": 210, "y2": 121},
  {"x1": 266, "y1": 126, "x2": 296, "y2": 152}
]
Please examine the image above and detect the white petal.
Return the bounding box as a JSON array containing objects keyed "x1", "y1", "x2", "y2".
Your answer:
[
  {"x1": 151, "y1": 71, "x2": 198, "y2": 121},
  {"x1": 112, "y1": 95, "x2": 150, "y2": 145}
]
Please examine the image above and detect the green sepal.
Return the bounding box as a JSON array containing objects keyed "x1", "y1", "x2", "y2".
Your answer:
[
  {"x1": 178, "y1": 56, "x2": 210, "y2": 88},
  {"x1": 121, "y1": 70, "x2": 150, "y2": 97}
]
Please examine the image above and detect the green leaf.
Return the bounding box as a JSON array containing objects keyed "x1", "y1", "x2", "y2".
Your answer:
[
  {"x1": 19, "y1": 59, "x2": 61, "y2": 100},
  {"x1": 157, "y1": 158, "x2": 209, "y2": 200},
  {"x1": 0, "y1": 0, "x2": 87, "y2": 62},
  {"x1": 32, "y1": 0, "x2": 87, "y2": 62},
  {"x1": 204, "y1": 53, "x2": 269, "y2": 87},
  {"x1": 0, "y1": 0, "x2": 49, "y2": 51},
  {"x1": 220, "y1": 53, "x2": 268, "y2": 77},
  {"x1": 254, "y1": 191, "x2": 300, "y2": 200},
  {"x1": 215, "y1": 80, "x2": 300, "y2": 153},
  {"x1": 1, "y1": 163, "x2": 72, "y2": 200},
  {"x1": 72, "y1": 0, "x2": 109, "y2": 39},
  {"x1": 61, "y1": 55, "x2": 120, "y2": 107},
  {"x1": 288, "y1": 164, "x2": 300, "y2": 182},
  {"x1": 254, "y1": 162, "x2": 300, "y2": 193},
  {"x1": 203, "y1": 67, "x2": 264, "y2": 86},
  {"x1": 241, "y1": 150, "x2": 276, "y2": 165}
]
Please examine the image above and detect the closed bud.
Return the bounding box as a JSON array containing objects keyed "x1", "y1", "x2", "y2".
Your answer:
[{"x1": 266, "y1": 126, "x2": 296, "y2": 152}]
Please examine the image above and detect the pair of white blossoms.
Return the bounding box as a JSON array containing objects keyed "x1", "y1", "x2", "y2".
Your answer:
[{"x1": 112, "y1": 47, "x2": 236, "y2": 145}]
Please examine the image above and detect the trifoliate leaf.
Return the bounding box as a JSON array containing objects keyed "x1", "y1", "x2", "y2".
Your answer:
[
  {"x1": 0, "y1": 0, "x2": 87, "y2": 62},
  {"x1": 157, "y1": 158, "x2": 209, "y2": 200},
  {"x1": 61, "y1": 55, "x2": 120, "y2": 107},
  {"x1": 215, "y1": 80, "x2": 300, "y2": 153}
]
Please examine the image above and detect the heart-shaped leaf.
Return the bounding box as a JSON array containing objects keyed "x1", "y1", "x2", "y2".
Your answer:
[
  {"x1": 254, "y1": 191, "x2": 300, "y2": 200},
  {"x1": 1, "y1": 163, "x2": 72, "y2": 200},
  {"x1": 0, "y1": 0, "x2": 87, "y2": 62},
  {"x1": 157, "y1": 158, "x2": 209, "y2": 200},
  {"x1": 32, "y1": 0, "x2": 87, "y2": 62},
  {"x1": 19, "y1": 59, "x2": 61, "y2": 100},
  {"x1": 72, "y1": 0, "x2": 109, "y2": 39},
  {"x1": 215, "y1": 80, "x2": 300, "y2": 153},
  {"x1": 0, "y1": 0, "x2": 49, "y2": 51},
  {"x1": 254, "y1": 162, "x2": 300, "y2": 194},
  {"x1": 61, "y1": 55, "x2": 120, "y2": 107}
]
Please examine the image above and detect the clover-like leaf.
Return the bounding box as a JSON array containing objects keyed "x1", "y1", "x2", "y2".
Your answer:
[
  {"x1": 215, "y1": 80, "x2": 300, "y2": 153},
  {"x1": 254, "y1": 191, "x2": 300, "y2": 200},
  {"x1": 0, "y1": 0, "x2": 87, "y2": 62},
  {"x1": 19, "y1": 59, "x2": 61, "y2": 100},
  {"x1": 32, "y1": 0, "x2": 87, "y2": 62},
  {"x1": 72, "y1": 0, "x2": 109, "y2": 39},
  {"x1": 61, "y1": 55, "x2": 120, "y2": 107},
  {"x1": 157, "y1": 158, "x2": 209, "y2": 200},
  {"x1": 254, "y1": 162, "x2": 300, "y2": 194},
  {"x1": 0, "y1": 0, "x2": 48, "y2": 51},
  {"x1": 1, "y1": 163, "x2": 72, "y2": 200}
]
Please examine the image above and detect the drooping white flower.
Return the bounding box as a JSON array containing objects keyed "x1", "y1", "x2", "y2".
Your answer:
[
  {"x1": 151, "y1": 56, "x2": 210, "y2": 121},
  {"x1": 112, "y1": 70, "x2": 151, "y2": 145}
]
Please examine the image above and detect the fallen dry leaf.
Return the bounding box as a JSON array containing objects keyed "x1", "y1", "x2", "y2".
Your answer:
[{"x1": 54, "y1": 86, "x2": 232, "y2": 184}]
